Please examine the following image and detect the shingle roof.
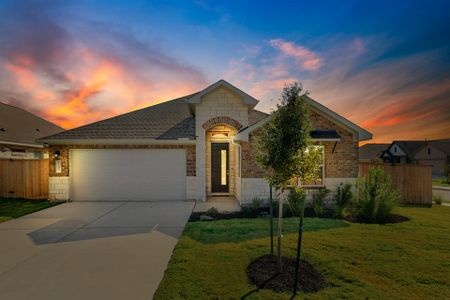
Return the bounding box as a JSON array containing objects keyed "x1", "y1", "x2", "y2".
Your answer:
[
  {"x1": 40, "y1": 94, "x2": 269, "y2": 141},
  {"x1": 359, "y1": 143, "x2": 390, "y2": 160},
  {"x1": 41, "y1": 96, "x2": 194, "y2": 140},
  {"x1": 392, "y1": 140, "x2": 426, "y2": 157},
  {"x1": 429, "y1": 141, "x2": 450, "y2": 155},
  {"x1": 0, "y1": 101, "x2": 63, "y2": 147}
]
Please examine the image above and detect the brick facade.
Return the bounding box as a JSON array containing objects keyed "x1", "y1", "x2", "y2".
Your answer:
[
  {"x1": 240, "y1": 111, "x2": 359, "y2": 179},
  {"x1": 49, "y1": 144, "x2": 196, "y2": 177},
  {"x1": 202, "y1": 116, "x2": 243, "y2": 131}
]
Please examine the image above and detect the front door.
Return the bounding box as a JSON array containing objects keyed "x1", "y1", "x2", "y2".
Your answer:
[{"x1": 211, "y1": 143, "x2": 229, "y2": 193}]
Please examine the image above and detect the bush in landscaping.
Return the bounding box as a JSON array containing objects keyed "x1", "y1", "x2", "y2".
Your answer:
[
  {"x1": 205, "y1": 207, "x2": 220, "y2": 217},
  {"x1": 433, "y1": 195, "x2": 443, "y2": 205},
  {"x1": 311, "y1": 187, "x2": 330, "y2": 217},
  {"x1": 333, "y1": 183, "x2": 353, "y2": 218},
  {"x1": 353, "y1": 167, "x2": 399, "y2": 223},
  {"x1": 251, "y1": 197, "x2": 263, "y2": 210}
]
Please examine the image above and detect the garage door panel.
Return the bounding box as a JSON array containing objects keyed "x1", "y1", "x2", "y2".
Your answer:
[{"x1": 70, "y1": 150, "x2": 186, "y2": 201}]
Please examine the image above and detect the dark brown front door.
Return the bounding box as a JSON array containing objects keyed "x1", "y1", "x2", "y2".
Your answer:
[{"x1": 211, "y1": 143, "x2": 229, "y2": 193}]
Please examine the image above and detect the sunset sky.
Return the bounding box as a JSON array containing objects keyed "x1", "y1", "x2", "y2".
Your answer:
[{"x1": 0, "y1": 0, "x2": 449, "y2": 143}]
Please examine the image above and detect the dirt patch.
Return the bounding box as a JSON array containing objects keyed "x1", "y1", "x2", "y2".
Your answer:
[
  {"x1": 246, "y1": 254, "x2": 325, "y2": 293},
  {"x1": 344, "y1": 213, "x2": 409, "y2": 224}
]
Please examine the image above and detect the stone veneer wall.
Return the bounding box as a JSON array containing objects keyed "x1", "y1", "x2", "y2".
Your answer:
[{"x1": 195, "y1": 86, "x2": 250, "y2": 201}]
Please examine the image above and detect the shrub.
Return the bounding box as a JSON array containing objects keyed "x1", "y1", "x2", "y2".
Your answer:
[
  {"x1": 312, "y1": 187, "x2": 330, "y2": 217},
  {"x1": 251, "y1": 197, "x2": 263, "y2": 210},
  {"x1": 433, "y1": 195, "x2": 443, "y2": 205},
  {"x1": 205, "y1": 207, "x2": 220, "y2": 217},
  {"x1": 353, "y1": 168, "x2": 399, "y2": 223},
  {"x1": 286, "y1": 187, "x2": 306, "y2": 217},
  {"x1": 334, "y1": 183, "x2": 353, "y2": 218}
]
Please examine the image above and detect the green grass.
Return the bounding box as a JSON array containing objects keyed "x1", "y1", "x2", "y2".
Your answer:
[
  {"x1": 0, "y1": 198, "x2": 61, "y2": 223},
  {"x1": 155, "y1": 206, "x2": 450, "y2": 299},
  {"x1": 184, "y1": 217, "x2": 348, "y2": 244},
  {"x1": 433, "y1": 179, "x2": 450, "y2": 187}
]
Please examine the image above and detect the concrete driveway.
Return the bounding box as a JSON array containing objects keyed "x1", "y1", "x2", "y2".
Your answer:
[{"x1": 0, "y1": 201, "x2": 194, "y2": 300}]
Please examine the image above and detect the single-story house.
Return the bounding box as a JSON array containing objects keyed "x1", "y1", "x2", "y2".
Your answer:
[
  {"x1": 359, "y1": 143, "x2": 390, "y2": 162},
  {"x1": 0, "y1": 101, "x2": 63, "y2": 160},
  {"x1": 39, "y1": 80, "x2": 372, "y2": 204},
  {"x1": 382, "y1": 140, "x2": 450, "y2": 178}
]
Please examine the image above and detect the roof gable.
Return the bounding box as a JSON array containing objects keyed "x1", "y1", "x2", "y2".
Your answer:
[
  {"x1": 389, "y1": 141, "x2": 425, "y2": 157},
  {"x1": 305, "y1": 96, "x2": 372, "y2": 141},
  {"x1": 186, "y1": 79, "x2": 258, "y2": 106},
  {"x1": 234, "y1": 96, "x2": 372, "y2": 142}
]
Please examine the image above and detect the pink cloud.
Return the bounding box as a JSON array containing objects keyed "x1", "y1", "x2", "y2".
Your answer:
[{"x1": 269, "y1": 39, "x2": 323, "y2": 71}]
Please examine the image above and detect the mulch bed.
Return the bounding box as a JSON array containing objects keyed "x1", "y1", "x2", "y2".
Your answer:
[
  {"x1": 246, "y1": 254, "x2": 325, "y2": 293},
  {"x1": 189, "y1": 207, "x2": 334, "y2": 222},
  {"x1": 344, "y1": 213, "x2": 409, "y2": 224}
]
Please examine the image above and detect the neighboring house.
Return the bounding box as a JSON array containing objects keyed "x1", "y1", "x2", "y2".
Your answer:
[
  {"x1": 359, "y1": 143, "x2": 390, "y2": 162},
  {"x1": 382, "y1": 140, "x2": 450, "y2": 178},
  {"x1": 0, "y1": 102, "x2": 63, "y2": 160},
  {"x1": 414, "y1": 141, "x2": 450, "y2": 178},
  {"x1": 39, "y1": 80, "x2": 372, "y2": 204}
]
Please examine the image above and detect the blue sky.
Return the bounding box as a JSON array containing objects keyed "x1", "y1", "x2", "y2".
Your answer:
[{"x1": 0, "y1": 0, "x2": 449, "y2": 142}]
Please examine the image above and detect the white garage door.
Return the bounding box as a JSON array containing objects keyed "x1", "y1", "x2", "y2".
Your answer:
[{"x1": 70, "y1": 149, "x2": 186, "y2": 201}]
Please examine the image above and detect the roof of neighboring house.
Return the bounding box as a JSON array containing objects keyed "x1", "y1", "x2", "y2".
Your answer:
[
  {"x1": 427, "y1": 141, "x2": 450, "y2": 155},
  {"x1": 359, "y1": 143, "x2": 390, "y2": 160},
  {"x1": 0, "y1": 101, "x2": 63, "y2": 148},
  {"x1": 391, "y1": 140, "x2": 427, "y2": 157}
]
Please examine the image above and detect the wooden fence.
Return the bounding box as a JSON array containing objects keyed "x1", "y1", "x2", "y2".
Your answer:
[
  {"x1": 0, "y1": 159, "x2": 49, "y2": 199},
  {"x1": 359, "y1": 162, "x2": 432, "y2": 205}
]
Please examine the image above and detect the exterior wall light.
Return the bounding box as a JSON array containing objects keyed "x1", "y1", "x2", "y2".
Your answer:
[{"x1": 54, "y1": 150, "x2": 61, "y2": 158}]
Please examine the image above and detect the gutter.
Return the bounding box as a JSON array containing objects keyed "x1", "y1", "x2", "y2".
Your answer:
[
  {"x1": 0, "y1": 140, "x2": 44, "y2": 148},
  {"x1": 38, "y1": 138, "x2": 197, "y2": 145}
]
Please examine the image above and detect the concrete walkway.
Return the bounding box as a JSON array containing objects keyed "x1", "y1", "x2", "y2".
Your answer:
[
  {"x1": 0, "y1": 201, "x2": 194, "y2": 300},
  {"x1": 193, "y1": 197, "x2": 241, "y2": 213}
]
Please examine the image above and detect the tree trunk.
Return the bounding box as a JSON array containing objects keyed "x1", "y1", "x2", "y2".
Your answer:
[
  {"x1": 277, "y1": 196, "x2": 283, "y2": 272},
  {"x1": 293, "y1": 193, "x2": 305, "y2": 295},
  {"x1": 269, "y1": 184, "x2": 274, "y2": 255}
]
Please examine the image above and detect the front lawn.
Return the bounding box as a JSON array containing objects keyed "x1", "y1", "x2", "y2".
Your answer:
[
  {"x1": 155, "y1": 206, "x2": 450, "y2": 299},
  {"x1": 0, "y1": 198, "x2": 61, "y2": 223},
  {"x1": 433, "y1": 179, "x2": 450, "y2": 187}
]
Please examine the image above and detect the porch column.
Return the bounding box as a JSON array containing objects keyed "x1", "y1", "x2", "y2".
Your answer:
[{"x1": 196, "y1": 127, "x2": 207, "y2": 201}]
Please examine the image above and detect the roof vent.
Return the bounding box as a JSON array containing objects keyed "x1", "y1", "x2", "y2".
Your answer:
[
  {"x1": 0, "y1": 128, "x2": 5, "y2": 132},
  {"x1": 36, "y1": 128, "x2": 40, "y2": 132}
]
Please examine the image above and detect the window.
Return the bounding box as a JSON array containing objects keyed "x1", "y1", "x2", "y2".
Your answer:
[
  {"x1": 221, "y1": 149, "x2": 227, "y2": 185},
  {"x1": 34, "y1": 151, "x2": 43, "y2": 159},
  {"x1": 428, "y1": 148, "x2": 431, "y2": 155},
  {"x1": 300, "y1": 145, "x2": 324, "y2": 187},
  {"x1": 11, "y1": 148, "x2": 26, "y2": 157},
  {"x1": 394, "y1": 147, "x2": 397, "y2": 153}
]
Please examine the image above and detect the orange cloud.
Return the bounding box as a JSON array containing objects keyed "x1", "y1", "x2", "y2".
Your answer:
[
  {"x1": 4, "y1": 63, "x2": 38, "y2": 90},
  {"x1": 2, "y1": 48, "x2": 205, "y2": 130}
]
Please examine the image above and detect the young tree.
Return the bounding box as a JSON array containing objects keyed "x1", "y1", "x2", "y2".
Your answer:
[{"x1": 256, "y1": 82, "x2": 322, "y2": 279}]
